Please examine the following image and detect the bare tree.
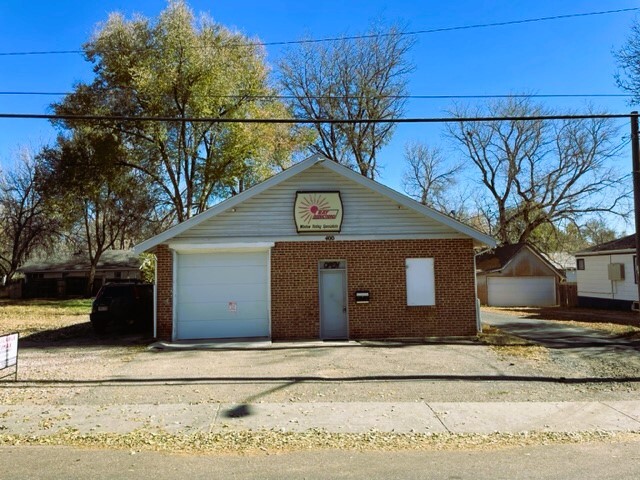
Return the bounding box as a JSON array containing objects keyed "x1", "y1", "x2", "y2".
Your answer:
[
  {"x1": 448, "y1": 98, "x2": 629, "y2": 246},
  {"x1": 0, "y1": 148, "x2": 59, "y2": 281},
  {"x1": 402, "y1": 141, "x2": 463, "y2": 213},
  {"x1": 279, "y1": 25, "x2": 414, "y2": 179},
  {"x1": 615, "y1": 19, "x2": 640, "y2": 103}
]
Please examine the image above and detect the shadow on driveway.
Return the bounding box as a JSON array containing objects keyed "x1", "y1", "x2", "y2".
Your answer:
[{"x1": 482, "y1": 309, "x2": 640, "y2": 351}]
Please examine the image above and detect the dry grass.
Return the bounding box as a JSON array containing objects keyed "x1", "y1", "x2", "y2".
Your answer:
[
  {"x1": 0, "y1": 299, "x2": 92, "y2": 339},
  {"x1": 552, "y1": 320, "x2": 640, "y2": 338},
  {"x1": 478, "y1": 325, "x2": 549, "y2": 361},
  {"x1": 1, "y1": 429, "x2": 636, "y2": 454}
]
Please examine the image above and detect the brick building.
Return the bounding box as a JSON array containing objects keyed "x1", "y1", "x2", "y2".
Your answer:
[{"x1": 135, "y1": 155, "x2": 495, "y2": 342}]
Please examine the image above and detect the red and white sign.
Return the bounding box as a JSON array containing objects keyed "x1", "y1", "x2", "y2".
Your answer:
[
  {"x1": 294, "y1": 191, "x2": 343, "y2": 233},
  {"x1": 0, "y1": 332, "x2": 18, "y2": 370}
]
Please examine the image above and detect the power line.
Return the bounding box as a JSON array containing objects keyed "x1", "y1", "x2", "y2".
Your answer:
[
  {"x1": 0, "y1": 7, "x2": 636, "y2": 56},
  {"x1": 0, "y1": 91, "x2": 632, "y2": 100},
  {"x1": 0, "y1": 112, "x2": 633, "y2": 124}
]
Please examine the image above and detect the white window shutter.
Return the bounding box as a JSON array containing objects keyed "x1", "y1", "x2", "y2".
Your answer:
[{"x1": 406, "y1": 258, "x2": 435, "y2": 306}]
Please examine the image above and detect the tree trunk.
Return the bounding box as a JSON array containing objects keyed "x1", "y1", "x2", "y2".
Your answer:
[{"x1": 86, "y1": 262, "x2": 98, "y2": 298}]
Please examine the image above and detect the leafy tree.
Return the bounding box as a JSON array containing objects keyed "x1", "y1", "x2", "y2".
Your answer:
[
  {"x1": 448, "y1": 98, "x2": 629, "y2": 246},
  {"x1": 279, "y1": 24, "x2": 414, "y2": 179},
  {"x1": 0, "y1": 148, "x2": 59, "y2": 282},
  {"x1": 38, "y1": 131, "x2": 153, "y2": 296},
  {"x1": 54, "y1": 0, "x2": 308, "y2": 223}
]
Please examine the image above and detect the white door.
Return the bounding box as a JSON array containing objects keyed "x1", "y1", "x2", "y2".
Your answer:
[
  {"x1": 487, "y1": 276, "x2": 556, "y2": 307},
  {"x1": 175, "y1": 251, "x2": 269, "y2": 340}
]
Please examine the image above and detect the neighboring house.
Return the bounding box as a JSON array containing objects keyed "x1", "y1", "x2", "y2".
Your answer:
[
  {"x1": 575, "y1": 234, "x2": 638, "y2": 310},
  {"x1": 18, "y1": 250, "x2": 142, "y2": 298},
  {"x1": 476, "y1": 243, "x2": 564, "y2": 307},
  {"x1": 135, "y1": 154, "x2": 496, "y2": 342},
  {"x1": 545, "y1": 252, "x2": 578, "y2": 283}
]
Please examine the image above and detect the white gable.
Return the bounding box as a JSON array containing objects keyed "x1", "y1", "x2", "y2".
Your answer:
[
  {"x1": 171, "y1": 163, "x2": 462, "y2": 244},
  {"x1": 135, "y1": 156, "x2": 496, "y2": 252}
]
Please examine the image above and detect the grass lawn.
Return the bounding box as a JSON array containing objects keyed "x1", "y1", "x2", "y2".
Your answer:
[{"x1": 0, "y1": 298, "x2": 93, "y2": 339}]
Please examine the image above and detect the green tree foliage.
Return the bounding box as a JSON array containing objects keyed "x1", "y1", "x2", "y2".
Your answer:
[
  {"x1": 279, "y1": 24, "x2": 414, "y2": 179},
  {"x1": 38, "y1": 131, "x2": 153, "y2": 296},
  {"x1": 528, "y1": 220, "x2": 618, "y2": 253},
  {"x1": 54, "y1": 0, "x2": 309, "y2": 223}
]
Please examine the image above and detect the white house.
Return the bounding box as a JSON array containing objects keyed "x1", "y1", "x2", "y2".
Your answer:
[{"x1": 575, "y1": 234, "x2": 638, "y2": 310}]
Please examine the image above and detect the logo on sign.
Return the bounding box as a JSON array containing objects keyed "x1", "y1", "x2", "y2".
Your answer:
[
  {"x1": 297, "y1": 194, "x2": 339, "y2": 222},
  {"x1": 294, "y1": 192, "x2": 343, "y2": 233}
]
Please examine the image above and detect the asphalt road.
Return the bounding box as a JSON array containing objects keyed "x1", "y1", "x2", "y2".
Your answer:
[{"x1": 3, "y1": 442, "x2": 640, "y2": 480}]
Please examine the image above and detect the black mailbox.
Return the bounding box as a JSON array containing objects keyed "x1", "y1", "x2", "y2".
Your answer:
[{"x1": 355, "y1": 291, "x2": 370, "y2": 304}]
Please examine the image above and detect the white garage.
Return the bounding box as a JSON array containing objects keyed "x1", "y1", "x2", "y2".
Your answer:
[
  {"x1": 487, "y1": 276, "x2": 556, "y2": 307},
  {"x1": 174, "y1": 250, "x2": 270, "y2": 340}
]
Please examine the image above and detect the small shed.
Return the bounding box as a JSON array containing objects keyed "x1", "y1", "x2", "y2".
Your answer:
[
  {"x1": 476, "y1": 243, "x2": 564, "y2": 307},
  {"x1": 19, "y1": 250, "x2": 142, "y2": 298},
  {"x1": 575, "y1": 234, "x2": 638, "y2": 310}
]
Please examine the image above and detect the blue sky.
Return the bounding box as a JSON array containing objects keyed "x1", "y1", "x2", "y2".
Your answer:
[{"x1": 0, "y1": 0, "x2": 638, "y2": 197}]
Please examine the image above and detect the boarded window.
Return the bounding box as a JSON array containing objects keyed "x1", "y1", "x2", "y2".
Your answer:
[{"x1": 406, "y1": 258, "x2": 435, "y2": 306}]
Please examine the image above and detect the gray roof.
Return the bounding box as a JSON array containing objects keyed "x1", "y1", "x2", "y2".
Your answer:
[
  {"x1": 576, "y1": 234, "x2": 636, "y2": 255},
  {"x1": 20, "y1": 250, "x2": 141, "y2": 274},
  {"x1": 544, "y1": 252, "x2": 577, "y2": 270}
]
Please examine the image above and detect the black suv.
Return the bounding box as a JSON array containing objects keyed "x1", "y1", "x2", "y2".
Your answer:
[{"x1": 90, "y1": 283, "x2": 153, "y2": 334}]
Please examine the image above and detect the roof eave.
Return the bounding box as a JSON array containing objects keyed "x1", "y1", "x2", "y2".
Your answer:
[{"x1": 576, "y1": 248, "x2": 636, "y2": 256}]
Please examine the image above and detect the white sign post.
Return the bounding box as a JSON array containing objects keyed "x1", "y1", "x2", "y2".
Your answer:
[{"x1": 0, "y1": 332, "x2": 18, "y2": 381}]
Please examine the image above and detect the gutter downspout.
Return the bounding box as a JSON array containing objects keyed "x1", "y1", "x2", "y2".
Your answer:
[
  {"x1": 153, "y1": 253, "x2": 158, "y2": 340},
  {"x1": 474, "y1": 247, "x2": 493, "y2": 333}
]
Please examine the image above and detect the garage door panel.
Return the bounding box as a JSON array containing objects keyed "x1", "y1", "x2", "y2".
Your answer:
[
  {"x1": 178, "y1": 318, "x2": 268, "y2": 340},
  {"x1": 176, "y1": 301, "x2": 267, "y2": 321},
  {"x1": 177, "y1": 265, "x2": 268, "y2": 286},
  {"x1": 488, "y1": 277, "x2": 556, "y2": 307},
  {"x1": 175, "y1": 251, "x2": 269, "y2": 340},
  {"x1": 178, "y1": 252, "x2": 266, "y2": 267},
  {"x1": 177, "y1": 284, "x2": 266, "y2": 303}
]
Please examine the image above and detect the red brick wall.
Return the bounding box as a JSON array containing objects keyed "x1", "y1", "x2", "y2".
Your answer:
[
  {"x1": 155, "y1": 244, "x2": 173, "y2": 341},
  {"x1": 270, "y1": 239, "x2": 477, "y2": 340},
  {"x1": 154, "y1": 238, "x2": 478, "y2": 341}
]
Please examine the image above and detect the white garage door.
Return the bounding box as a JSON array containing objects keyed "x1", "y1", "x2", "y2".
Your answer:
[
  {"x1": 175, "y1": 251, "x2": 269, "y2": 340},
  {"x1": 487, "y1": 277, "x2": 556, "y2": 307}
]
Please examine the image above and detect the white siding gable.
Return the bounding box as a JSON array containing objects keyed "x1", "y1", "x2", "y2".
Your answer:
[{"x1": 171, "y1": 163, "x2": 464, "y2": 244}]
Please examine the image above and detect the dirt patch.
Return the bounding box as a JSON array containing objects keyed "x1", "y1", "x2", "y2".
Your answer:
[{"x1": 0, "y1": 299, "x2": 150, "y2": 405}]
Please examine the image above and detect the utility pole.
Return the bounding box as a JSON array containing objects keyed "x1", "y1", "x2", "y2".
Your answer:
[{"x1": 632, "y1": 111, "x2": 640, "y2": 316}]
